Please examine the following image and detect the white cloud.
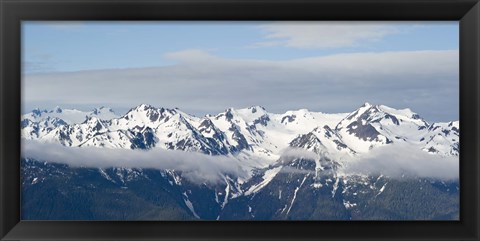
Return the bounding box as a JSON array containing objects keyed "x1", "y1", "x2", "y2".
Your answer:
[
  {"x1": 280, "y1": 147, "x2": 321, "y2": 161},
  {"x1": 343, "y1": 143, "x2": 459, "y2": 180},
  {"x1": 254, "y1": 22, "x2": 398, "y2": 49},
  {"x1": 164, "y1": 49, "x2": 218, "y2": 63},
  {"x1": 278, "y1": 145, "x2": 458, "y2": 180},
  {"x1": 22, "y1": 141, "x2": 458, "y2": 183},
  {"x1": 23, "y1": 49, "x2": 458, "y2": 121},
  {"x1": 22, "y1": 140, "x2": 249, "y2": 184}
]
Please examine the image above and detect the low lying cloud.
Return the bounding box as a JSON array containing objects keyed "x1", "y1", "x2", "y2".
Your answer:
[
  {"x1": 343, "y1": 143, "x2": 459, "y2": 180},
  {"x1": 23, "y1": 140, "x2": 459, "y2": 183},
  {"x1": 22, "y1": 140, "x2": 249, "y2": 184},
  {"x1": 280, "y1": 147, "x2": 321, "y2": 161},
  {"x1": 280, "y1": 146, "x2": 458, "y2": 180}
]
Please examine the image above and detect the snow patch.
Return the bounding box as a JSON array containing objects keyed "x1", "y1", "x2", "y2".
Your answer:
[
  {"x1": 286, "y1": 175, "x2": 308, "y2": 215},
  {"x1": 343, "y1": 200, "x2": 357, "y2": 209},
  {"x1": 245, "y1": 166, "x2": 282, "y2": 195},
  {"x1": 183, "y1": 192, "x2": 200, "y2": 219}
]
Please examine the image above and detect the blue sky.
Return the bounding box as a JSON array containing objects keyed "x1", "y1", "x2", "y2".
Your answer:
[
  {"x1": 23, "y1": 21, "x2": 458, "y2": 73},
  {"x1": 22, "y1": 21, "x2": 459, "y2": 121}
]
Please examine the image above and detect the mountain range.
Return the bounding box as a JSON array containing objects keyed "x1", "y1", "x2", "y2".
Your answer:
[{"x1": 20, "y1": 103, "x2": 459, "y2": 220}]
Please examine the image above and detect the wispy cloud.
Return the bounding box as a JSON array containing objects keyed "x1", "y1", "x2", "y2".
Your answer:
[
  {"x1": 164, "y1": 49, "x2": 218, "y2": 63},
  {"x1": 253, "y1": 22, "x2": 399, "y2": 49},
  {"x1": 22, "y1": 140, "x2": 249, "y2": 184}
]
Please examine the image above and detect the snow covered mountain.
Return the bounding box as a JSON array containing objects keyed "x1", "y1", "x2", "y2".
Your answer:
[
  {"x1": 21, "y1": 102, "x2": 458, "y2": 156},
  {"x1": 21, "y1": 103, "x2": 459, "y2": 220},
  {"x1": 21, "y1": 106, "x2": 118, "y2": 140},
  {"x1": 22, "y1": 106, "x2": 118, "y2": 124},
  {"x1": 422, "y1": 121, "x2": 459, "y2": 156}
]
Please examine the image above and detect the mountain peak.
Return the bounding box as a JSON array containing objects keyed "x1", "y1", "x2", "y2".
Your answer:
[
  {"x1": 248, "y1": 105, "x2": 266, "y2": 113},
  {"x1": 347, "y1": 103, "x2": 424, "y2": 125},
  {"x1": 31, "y1": 108, "x2": 47, "y2": 117},
  {"x1": 343, "y1": 103, "x2": 374, "y2": 122},
  {"x1": 133, "y1": 103, "x2": 155, "y2": 111},
  {"x1": 222, "y1": 108, "x2": 236, "y2": 121},
  {"x1": 53, "y1": 106, "x2": 62, "y2": 113},
  {"x1": 296, "y1": 108, "x2": 310, "y2": 113},
  {"x1": 376, "y1": 105, "x2": 426, "y2": 124},
  {"x1": 83, "y1": 116, "x2": 101, "y2": 124},
  {"x1": 92, "y1": 106, "x2": 115, "y2": 115},
  {"x1": 362, "y1": 102, "x2": 373, "y2": 108}
]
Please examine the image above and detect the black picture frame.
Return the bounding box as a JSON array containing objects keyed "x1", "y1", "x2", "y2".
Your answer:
[{"x1": 1, "y1": 0, "x2": 479, "y2": 240}]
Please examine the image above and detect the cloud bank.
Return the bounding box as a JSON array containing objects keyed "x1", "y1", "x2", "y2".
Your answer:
[
  {"x1": 22, "y1": 140, "x2": 249, "y2": 184},
  {"x1": 277, "y1": 146, "x2": 458, "y2": 180},
  {"x1": 343, "y1": 143, "x2": 459, "y2": 180},
  {"x1": 280, "y1": 147, "x2": 321, "y2": 161},
  {"x1": 23, "y1": 49, "x2": 459, "y2": 122},
  {"x1": 22, "y1": 140, "x2": 458, "y2": 183}
]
